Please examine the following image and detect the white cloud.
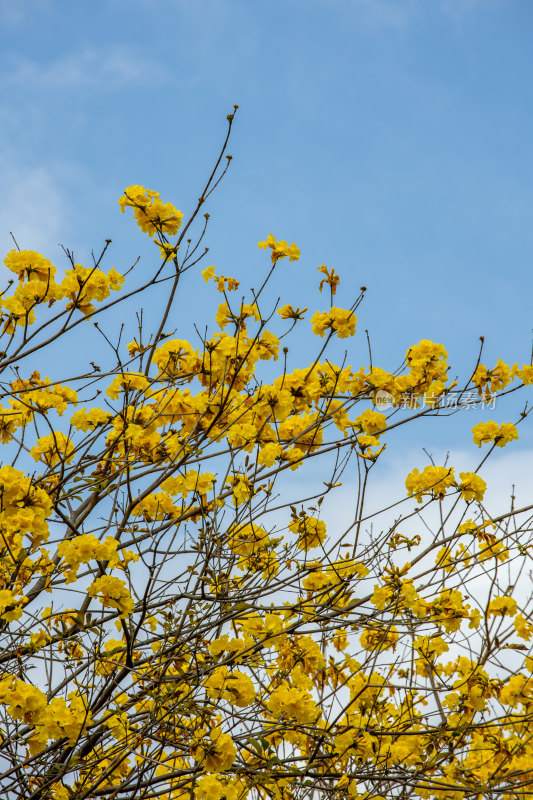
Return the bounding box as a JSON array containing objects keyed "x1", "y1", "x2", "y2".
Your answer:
[
  {"x1": 5, "y1": 45, "x2": 166, "y2": 91},
  {"x1": 440, "y1": 0, "x2": 503, "y2": 26},
  {"x1": 0, "y1": 161, "x2": 67, "y2": 263},
  {"x1": 301, "y1": 0, "x2": 503, "y2": 30},
  {"x1": 298, "y1": 0, "x2": 419, "y2": 28},
  {"x1": 352, "y1": 0, "x2": 419, "y2": 28},
  {"x1": 307, "y1": 443, "x2": 533, "y2": 554},
  {"x1": 0, "y1": 0, "x2": 54, "y2": 27}
]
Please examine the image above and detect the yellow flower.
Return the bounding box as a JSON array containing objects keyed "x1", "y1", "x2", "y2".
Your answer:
[
  {"x1": 225, "y1": 473, "x2": 255, "y2": 506},
  {"x1": 267, "y1": 683, "x2": 319, "y2": 723},
  {"x1": 58, "y1": 534, "x2": 119, "y2": 582},
  {"x1": 30, "y1": 629, "x2": 51, "y2": 650},
  {"x1": 4, "y1": 249, "x2": 56, "y2": 283},
  {"x1": 487, "y1": 595, "x2": 517, "y2": 617},
  {"x1": 370, "y1": 585, "x2": 392, "y2": 610},
  {"x1": 50, "y1": 784, "x2": 70, "y2": 800},
  {"x1": 195, "y1": 775, "x2": 225, "y2": 800},
  {"x1": 516, "y1": 364, "x2": 533, "y2": 385},
  {"x1": 5, "y1": 680, "x2": 47, "y2": 723},
  {"x1": 30, "y1": 432, "x2": 74, "y2": 467},
  {"x1": 257, "y1": 441, "x2": 283, "y2": 467},
  {"x1": 458, "y1": 471, "x2": 486, "y2": 502},
  {"x1": 106, "y1": 371, "x2": 151, "y2": 399},
  {"x1": 193, "y1": 727, "x2": 236, "y2": 772},
  {"x1": 195, "y1": 775, "x2": 239, "y2": 800},
  {"x1": 311, "y1": 307, "x2": 357, "y2": 339},
  {"x1": 278, "y1": 303, "x2": 307, "y2": 321},
  {"x1": 119, "y1": 185, "x2": 183, "y2": 237},
  {"x1": 156, "y1": 241, "x2": 179, "y2": 259},
  {"x1": 472, "y1": 420, "x2": 518, "y2": 447},
  {"x1": 317, "y1": 264, "x2": 340, "y2": 294},
  {"x1": 204, "y1": 666, "x2": 255, "y2": 707},
  {"x1": 87, "y1": 576, "x2": 134, "y2": 616},
  {"x1": 360, "y1": 626, "x2": 399, "y2": 651},
  {"x1": 405, "y1": 465, "x2": 455, "y2": 503},
  {"x1": 60, "y1": 263, "x2": 124, "y2": 316},
  {"x1": 258, "y1": 234, "x2": 300, "y2": 263},
  {"x1": 414, "y1": 635, "x2": 449, "y2": 660},
  {"x1": 288, "y1": 515, "x2": 326, "y2": 550},
  {"x1": 202, "y1": 265, "x2": 217, "y2": 282},
  {"x1": 355, "y1": 409, "x2": 387, "y2": 435},
  {"x1": 70, "y1": 407, "x2": 111, "y2": 431},
  {"x1": 515, "y1": 614, "x2": 533, "y2": 641}
]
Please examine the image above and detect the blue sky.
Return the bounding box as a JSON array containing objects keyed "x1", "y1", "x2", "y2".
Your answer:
[{"x1": 1, "y1": 0, "x2": 533, "y2": 455}]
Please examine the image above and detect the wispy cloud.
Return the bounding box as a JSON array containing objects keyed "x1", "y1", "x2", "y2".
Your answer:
[
  {"x1": 351, "y1": 0, "x2": 419, "y2": 28},
  {"x1": 441, "y1": 0, "x2": 503, "y2": 23},
  {"x1": 5, "y1": 45, "x2": 166, "y2": 91},
  {"x1": 0, "y1": 161, "x2": 68, "y2": 263},
  {"x1": 294, "y1": 0, "x2": 418, "y2": 29},
  {"x1": 312, "y1": 443, "x2": 532, "y2": 548},
  {"x1": 304, "y1": 0, "x2": 502, "y2": 29},
  {"x1": 0, "y1": 0, "x2": 55, "y2": 28}
]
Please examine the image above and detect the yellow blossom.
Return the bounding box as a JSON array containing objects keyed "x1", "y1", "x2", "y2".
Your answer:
[
  {"x1": 289, "y1": 515, "x2": 326, "y2": 550},
  {"x1": 87, "y1": 576, "x2": 134, "y2": 616},
  {"x1": 405, "y1": 465, "x2": 455, "y2": 503},
  {"x1": 487, "y1": 596, "x2": 518, "y2": 617},
  {"x1": 472, "y1": 420, "x2": 519, "y2": 448},
  {"x1": 258, "y1": 233, "x2": 300, "y2": 263},
  {"x1": 311, "y1": 307, "x2": 357, "y2": 338}
]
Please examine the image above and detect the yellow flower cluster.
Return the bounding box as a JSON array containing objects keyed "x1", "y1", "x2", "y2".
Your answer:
[
  {"x1": 0, "y1": 677, "x2": 91, "y2": 754},
  {"x1": 2, "y1": 250, "x2": 59, "y2": 331},
  {"x1": 0, "y1": 588, "x2": 28, "y2": 623},
  {"x1": 355, "y1": 409, "x2": 387, "y2": 434},
  {"x1": 163, "y1": 470, "x2": 215, "y2": 498},
  {"x1": 62, "y1": 263, "x2": 124, "y2": 316},
  {"x1": 215, "y1": 301, "x2": 261, "y2": 331},
  {"x1": 429, "y1": 588, "x2": 474, "y2": 631},
  {"x1": 267, "y1": 683, "x2": 320, "y2": 723},
  {"x1": 458, "y1": 471, "x2": 487, "y2": 502},
  {"x1": 311, "y1": 307, "x2": 357, "y2": 338},
  {"x1": 195, "y1": 775, "x2": 240, "y2": 800},
  {"x1": 203, "y1": 666, "x2": 255, "y2": 707},
  {"x1": 87, "y1": 575, "x2": 134, "y2": 616},
  {"x1": 405, "y1": 465, "x2": 456, "y2": 503},
  {"x1": 106, "y1": 371, "x2": 151, "y2": 399},
  {"x1": 30, "y1": 432, "x2": 74, "y2": 467},
  {"x1": 192, "y1": 726, "x2": 236, "y2": 772},
  {"x1": 152, "y1": 338, "x2": 201, "y2": 380},
  {"x1": 405, "y1": 465, "x2": 487, "y2": 505},
  {"x1": 302, "y1": 559, "x2": 368, "y2": 596},
  {"x1": 0, "y1": 372, "x2": 78, "y2": 443},
  {"x1": 278, "y1": 303, "x2": 307, "y2": 321},
  {"x1": 288, "y1": 514, "x2": 327, "y2": 550},
  {"x1": 471, "y1": 358, "x2": 533, "y2": 396},
  {"x1": 257, "y1": 233, "x2": 300, "y2": 263},
  {"x1": 472, "y1": 420, "x2": 519, "y2": 447},
  {"x1": 118, "y1": 185, "x2": 183, "y2": 237},
  {"x1": 57, "y1": 534, "x2": 120, "y2": 583},
  {"x1": 487, "y1": 596, "x2": 518, "y2": 617},
  {"x1": 1, "y1": 249, "x2": 124, "y2": 330},
  {"x1": 226, "y1": 523, "x2": 278, "y2": 577},
  {"x1": 360, "y1": 626, "x2": 399, "y2": 652},
  {"x1": 202, "y1": 265, "x2": 240, "y2": 292},
  {"x1": 70, "y1": 406, "x2": 112, "y2": 431},
  {"x1": 0, "y1": 466, "x2": 52, "y2": 566}
]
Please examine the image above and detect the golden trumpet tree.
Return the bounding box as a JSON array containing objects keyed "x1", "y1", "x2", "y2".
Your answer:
[{"x1": 0, "y1": 110, "x2": 532, "y2": 800}]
